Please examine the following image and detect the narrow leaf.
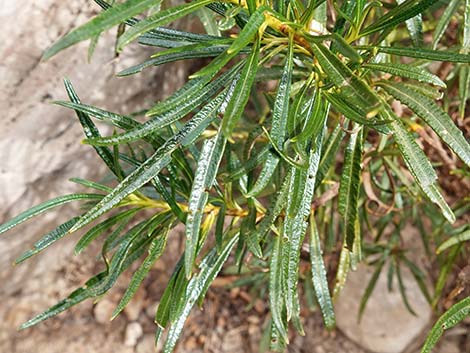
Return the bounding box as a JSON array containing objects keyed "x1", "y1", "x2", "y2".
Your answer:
[
  {"x1": 117, "y1": 0, "x2": 213, "y2": 51},
  {"x1": 0, "y1": 194, "x2": 103, "y2": 235},
  {"x1": 163, "y1": 235, "x2": 239, "y2": 353},
  {"x1": 338, "y1": 128, "x2": 363, "y2": 249},
  {"x1": 112, "y1": 229, "x2": 169, "y2": 319},
  {"x1": 43, "y1": 0, "x2": 158, "y2": 59},
  {"x1": 364, "y1": 63, "x2": 445, "y2": 87},
  {"x1": 379, "y1": 81, "x2": 470, "y2": 167},
  {"x1": 309, "y1": 214, "x2": 336, "y2": 329},
  {"x1": 185, "y1": 131, "x2": 227, "y2": 278}
]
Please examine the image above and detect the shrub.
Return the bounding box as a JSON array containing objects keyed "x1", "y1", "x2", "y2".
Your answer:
[{"x1": 1, "y1": 0, "x2": 470, "y2": 352}]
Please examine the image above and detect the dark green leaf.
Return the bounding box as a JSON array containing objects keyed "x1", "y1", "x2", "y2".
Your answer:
[
  {"x1": 0, "y1": 194, "x2": 103, "y2": 236},
  {"x1": 43, "y1": 0, "x2": 158, "y2": 60}
]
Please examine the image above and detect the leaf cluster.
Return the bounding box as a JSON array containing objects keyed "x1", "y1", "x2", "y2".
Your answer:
[{"x1": 2, "y1": 0, "x2": 470, "y2": 351}]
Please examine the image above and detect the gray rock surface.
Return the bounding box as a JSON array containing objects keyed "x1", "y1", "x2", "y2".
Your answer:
[
  {"x1": 335, "y1": 262, "x2": 432, "y2": 353},
  {"x1": 0, "y1": 1, "x2": 188, "y2": 352}
]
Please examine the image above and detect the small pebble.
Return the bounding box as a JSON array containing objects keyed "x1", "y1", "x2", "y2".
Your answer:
[{"x1": 124, "y1": 322, "x2": 143, "y2": 347}]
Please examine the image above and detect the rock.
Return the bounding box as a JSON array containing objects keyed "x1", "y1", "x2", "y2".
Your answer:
[
  {"x1": 136, "y1": 334, "x2": 161, "y2": 353},
  {"x1": 221, "y1": 328, "x2": 244, "y2": 353},
  {"x1": 124, "y1": 321, "x2": 143, "y2": 347},
  {"x1": 335, "y1": 263, "x2": 432, "y2": 353},
  {"x1": 94, "y1": 299, "x2": 115, "y2": 324}
]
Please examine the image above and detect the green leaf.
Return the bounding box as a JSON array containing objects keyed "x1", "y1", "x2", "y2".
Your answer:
[
  {"x1": 185, "y1": 131, "x2": 226, "y2": 278},
  {"x1": 15, "y1": 217, "x2": 80, "y2": 264},
  {"x1": 315, "y1": 124, "x2": 345, "y2": 191},
  {"x1": 284, "y1": 117, "x2": 327, "y2": 320},
  {"x1": 309, "y1": 214, "x2": 336, "y2": 329},
  {"x1": 116, "y1": 0, "x2": 214, "y2": 51},
  {"x1": 323, "y1": 91, "x2": 389, "y2": 132},
  {"x1": 221, "y1": 38, "x2": 260, "y2": 137},
  {"x1": 69, "y1": 92, "x2": 226, "y2": 233},
  {"x1": 396, "y1": 261, "x2": 417, "y2": 316},
  {"x1": 43, "y1": 0, "x2": 158, "y2": 60},
  {"x1": 359, "y1": 0, "x2": 439, "y2": 37},
  {"x1": 191, "y1": 6, "x2": 266, "y2": 78},
  {"x1": 459, "y1": 65, "x2": 470, "y2": 120},
  {"x1": 84, "y1": 64, "x2": 240, "y2": 146},
  {"x1": 378, "y1": 81, "x2": 470, "y2": 167},
  {"x1": 364, "y1": 63, "x2": 445, "y2": 87},
  {"x1": 311, "y1": 42, "x2": 381, "y2": 114},
  {"x1": 360, "y1": 46, "x2": 470, "y2": 63},
  {"x1": 436, "y1": 229, "x2": 470, "y2": 254},
  {"x1": 69, "y1": 177, "x2": 113, "y2": 193},
  {"x1": 253, "y1": 171, "x2": 291, "y2": 240},
  {"x1": 118, "y1": 41, "x2": 235, "y2": 76},
  {"x1": 333, "y1": 245, "x2": 351, "y2": 299},
  {"x1": 19, "y1": 218, "x2": 153, "y2": 330},
  {"x1": 163, "y1": 235, "x2": 239, "y2": 353},
  {"x1": 338, "y1": 128, "x2": 363, "y2": 249},
  {"x1": 269, "y1": 232, "x2": 288, "y2": 343},
  {"x1": 421, "y1": 297, "x2": 470, "y2": 353},
  {"x1": 383, "y1": 107, "x2": 455, "y2": 223},
  {"x1": 64, "y1": 79, "x2": 123, "y2": 177},
  {"x1": 396, "y1": 0, "x2": 424, "y2": 46},
  {"x1": 112, "y1": 228, "x2": 169, "y2": 319},
  {"x1": 463, "y1": 0, "x2": 470, "y2": 53},
  {"x1": 74, "y1": 208, "x2": 140, "y2": 255},
  {"x1": 0, "y1": 194, "x2": 103, "y2": 236},
  {"x1": 358, "y1": 259, "x2": 386, "y2": 321},
  {"x1": 247, "y1": 35, "x2": 294, "y2": 197},
  {"x1": 432, "y1": 0, "x2": 461, "y2": 49}
]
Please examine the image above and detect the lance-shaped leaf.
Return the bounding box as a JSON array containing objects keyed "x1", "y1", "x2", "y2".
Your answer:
[
  {"x1": 339, "y1": 128, "x2": 363, "y2": 249},
  {"x1": 397, "y1": 0, "x2": 423, "y2": 46},
  {"x1": 84, "y1": 65, "x2": 239, "y2": 146},
  {"x1": 112, "y1": 228, "x2": 169, "y2": 319},
  {"x1": 64, "y1": 79, "x2": 123, "y2": 177},
  {"x1": 309, "y1": 214, "x2": 335, "y2": 329},
  {"x1": 421, "y1": 297, "x2": 470, "y2": 353},
  {"x1": 191, "y1": 6, "x2": 266, "y2": 78},
  {"x1": 74, "y1": 208, "x2": 140, "y2": 254},
  {"x1": 383, "y1": 108, "x2": 455, "y2": 223},
  {"x1": 69, "y1": 93, "x2": 226, "y2": 233},
  {"x1": 460, "y1": 2, "x2": 470, "y2": 118},
  {"x1": 0, "y1": 194, "x2": 103, "y2": 235},
  {"x1": 311, "y1": 42, "x2": 381, "y2": 114},
  {"x1": 15, "y1": 217, "x2": 80, "y2": 264},
  {"x1": 116, "y1": 0, "x2": 213, "y2": 51},
  {"x1": 43, "y1": 0, "x2": 158, "y2": 60},
  {"x1": 221, "y1": 38, "x2": 260, "y2": 137},
  {"x1": 459, "y1": 65, "x2": 470, "y2": 120},
  {"x1": 358, "y1": 259, "x2": 386, "y2": 321},
  {"x1": 163, "y1": 235, "x2": 239, "y2": 353},
  {"x1": 436, "y1": 229, "x2": 470, "y2": 254},
  {"x1": 323, "y1": 91, "x2": 389, "y2": 133},
  {"x1": 247, "y1": 35, "x2": 294, "y2": 197},
  {"x1": 269, "y1": 232, "x2": 288, "y2": 343},
  {"x1": 333, "y1": 245, "x2": 350, "y2": 299},
  {"x1": 138, "y1": 26, "x2": 224, "y2": 46},
  {"x1": 284, "y1": 119, "x2": 327, "y2": 320},
  {"x1": 359, "y1": 0, "x2": 439, "y2": 37},
  {"x1": 378, "y1": 81, "x2": 470, "y2": 167},
  {"x1": 118, "y1": 40, "x2": 233, "y2": 76},
  {"x1": 185, "y1": 131, "x2": 227, "y2": 278},
  {"x1": 432, "y1": 0, "x2": 460, "y2": 49},
  {"x1": 19, "y1": 218, "x2": 153, "y2": 329},
  {"x1": 359, "y1": 46, "x2": 470, "y2": 63},
  {"x1": 364, "y1": 63, "x2": 445, "y2": 87}
]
